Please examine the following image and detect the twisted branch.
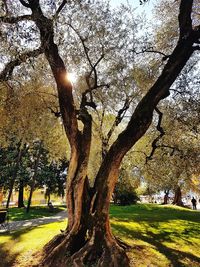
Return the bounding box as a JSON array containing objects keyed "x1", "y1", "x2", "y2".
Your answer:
[
  {"x1": 18, "y1": 0, "x2": 31, "y2": 8},
  {"x1": 54, "y1": 0, "x2": 67, "y2": 18},
  {"x1": 146, "y1": 107, "x2": 165, "y2": 161},
  {"x1": 0, "y1": 14, "x2": 32, "y2": 23},
  {"x1": 132, "y1": 48, "x2": 170, "y2": 60},
  {"x1": 67, "y1": 23, "x2": 105, "y2": 107},
  {"x1": 0, "y1": 47, "x2": 43, "y2": 81}
]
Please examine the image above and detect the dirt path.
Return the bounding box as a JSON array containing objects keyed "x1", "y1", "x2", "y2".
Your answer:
[{"x1": 0, "y1": 210, "x2": 67, "y2": 233}]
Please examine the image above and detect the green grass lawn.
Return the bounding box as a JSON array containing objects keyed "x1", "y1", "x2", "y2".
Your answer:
[
  {"x1": 6, "y1": 205, "x2": 65, "y2": 221},
  {"x1": 0, "y1": 204, "x2": 199, "y2": 267},
  {"x1": 0, "y1": 221, "x2": 66, "y2": 267},
  {"x1": 110, "y1": 204, "x2": 200, "y2": 267}
]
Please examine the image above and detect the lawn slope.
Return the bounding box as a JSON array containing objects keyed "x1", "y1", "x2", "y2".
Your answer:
[
  {"x1": 0, "y1": 204, "x2": 199, "y2": 267},
  {"x1": 110, "y1": 204, "x2": 200, "y2": 267}
]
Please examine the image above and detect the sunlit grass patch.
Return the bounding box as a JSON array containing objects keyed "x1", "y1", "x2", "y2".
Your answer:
[
  {"x1": 0, "y1": 204, "x2": 199, "y2": 266},
  {"x1": 0, "y1": 221, "x2": 66, "y2": 266},
  {"x1": 110, "y1": 204, "x2": 200, "y2": 267}
]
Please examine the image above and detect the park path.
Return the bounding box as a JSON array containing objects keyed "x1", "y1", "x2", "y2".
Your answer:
[{"x1": 0, "y1": 210, "x2": 67, "y2": 233}]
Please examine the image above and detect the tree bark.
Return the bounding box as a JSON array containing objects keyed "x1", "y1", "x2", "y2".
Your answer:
[
  {"x1": 47, "y1": 194, "x2": 51, "y2": 206},
  {"x1": 0, "y1": 187, "x2": 3, "y2": 205},
  {"x1": 163, "y1": 190, "x2": 169, "y2": 205},
  {"x1": 26, "y1": 142, "x2": 42, "y2": 213},
  {"x1": 6, "y1": 142, "x2": 22, "y2": 209},
  {"x1": 172, "y1": 186, "x2": 183, "y2": 206},
  {"x1": 18, "y1": 179, "x2": 25, "y2": 208}
]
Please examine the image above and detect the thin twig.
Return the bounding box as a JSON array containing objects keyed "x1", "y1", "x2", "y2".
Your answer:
[
  {"x1": 0, "y1": 15, "x2": 32, "y2": 23},
  {"x1": 146, "y1": 107, "x2": 165, "y2": 162}
]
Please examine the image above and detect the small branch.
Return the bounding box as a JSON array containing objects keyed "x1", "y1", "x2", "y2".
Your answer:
[
  {"x1": 193, "y1": 45, "x2": 200, "y2": 50},
  {"x1": 0, "y1": 47, "x2": 43, "y2": 81},
  {"x1": 81, "y1": 74, "x2": 107, "y2": 111},
  {"x1": 101, "y1": 96, "x2": 133, "y2": 158},
  {"x1": 169, "y1": 88, "x2": 191, "y2": 95},
  {"x1": 133, "y1": 48, "x2": 170, "y2": 60},
  {"x1": 54, "y1": 0, "x2": 67, "y2": 18},
  {"x1": 0, "y1": 15, "x2": 32, "y2": 23},
  {"x1": 155, "y1": 107, "x2": 165, "y2": 135},
  {"x1": 68, "y1": 23, "x2": 93, "y2": 67},
  {"x1": 146, "y1": 107, "x2": 165, "y2": 162},
  {"x1": 34, "y1": 91, "x2": 58, "y2": 98},
  {"x1": 88, "y1": 53, "x2": 104, "y2": 89},
  {"x1": 47, "y1": 106, "x2": 61, "y2": 118},
  {"x1": 2, "y1": 0, "x2": 9, "y2": 15},
  {"x1": 139, "y1": 0, "x2": 149, "y2": 4},
  {"x1": 157, "y1": 145, "x2": 181, "y2": 156},
  {"x1": 107, "y1": 97, "x2": 130, "y2": 140},
  {"x1": 68, "y1": 22, "x2": 105, "y2": 105},
  {"x1": 19, "y1": 0, "x2": 31, "y2": 8}
]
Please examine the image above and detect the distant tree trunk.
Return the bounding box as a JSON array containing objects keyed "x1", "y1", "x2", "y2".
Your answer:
[
  {"x1": 26, "y1": 143, "x2": 42, "y2": 213},
  {"x1": 47, "y1": 194, "x2": 51, "y2": 205},
  {"x1": 6, "y1": 142, "x2": 22, "y2": 209},
  {"x1": 26, "y1": 184, "x2": 34, "y2": 213},
  {"x1": 163, "y1": 190, "x2": 170, "y2": 204},
  {"x1": 0, "y1": 187, "x2": 3, "y2": 205},
  {"x1": 173, "y1": 186, "x2": 183, "y2": 206},
  {"x1": 147, "y1": 186, "x2": 153, "y2": 203},
  {"x1": 112, "y1": 192, "x2": 118, "y2": 205},
  {"x1": 18, "y1": 180, "x2": 25, "y2": 208}
]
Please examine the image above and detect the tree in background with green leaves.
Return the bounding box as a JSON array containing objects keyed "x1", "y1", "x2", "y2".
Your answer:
[{"x1": 113, "y1": 168, "x2": 139, "y2": 206}]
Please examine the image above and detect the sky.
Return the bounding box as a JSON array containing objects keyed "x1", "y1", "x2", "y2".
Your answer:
[{"x1": 110, "y1": 0, "x2": 156, "y2": 18}]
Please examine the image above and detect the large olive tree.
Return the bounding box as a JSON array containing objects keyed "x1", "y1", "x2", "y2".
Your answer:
[{"x1": 0, "y1": 0, "x2": 200, "y2": 266}]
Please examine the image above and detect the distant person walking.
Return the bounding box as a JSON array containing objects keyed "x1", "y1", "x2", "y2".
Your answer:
[{"x1": 191, "y1": 197, "x2": 197, "y2": 210}]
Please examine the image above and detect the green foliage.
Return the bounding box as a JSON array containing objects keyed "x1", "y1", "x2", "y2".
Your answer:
[
  {"x1": 113, "y1": 168, "x2": 139, "y2": 205},
  {"x1": 0, "y1": 138, "x2": 68, "y2": 208},
  {"x1": 114, "y1": 190, "x2": 139, "y2": 206},
  {"x1": 0, "y1": 140, "x2": 29, "y2": 191},
  {"x1": 41, "y1": 158, "x2": 68, "y2": 202}
]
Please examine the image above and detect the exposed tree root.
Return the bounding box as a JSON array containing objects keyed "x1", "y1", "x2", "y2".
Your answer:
[{"x1": 38, "y1": 231, "x2": 130, "y2": 267}]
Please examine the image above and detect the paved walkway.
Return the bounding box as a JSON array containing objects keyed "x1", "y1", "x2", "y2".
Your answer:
[{"x1": 0, "y1": 210, "x2": 67, "y2": 233}]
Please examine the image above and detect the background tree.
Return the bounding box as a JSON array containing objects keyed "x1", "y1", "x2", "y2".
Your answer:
[
  {"x1": 113, "y1": 168, "x2": 139, "y2": 206},
  {"x1": 0, "y1": 77, "x2": 68, "y2": 208},
  {"x1": 42, "y1": 158, "x2": 68, "y2": 205}
]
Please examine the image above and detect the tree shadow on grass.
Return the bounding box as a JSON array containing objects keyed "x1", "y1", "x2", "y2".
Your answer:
[
  {"x1": 0, "y1": 245, "x2": 19, "y2": 267},
  {"x1": 0, "y1": 225, "x2": 51, "y2": 267},
  {"x1": 8, "y1": 206, "x2": 65, "y2": 221},
  {"x1": 112, "y1": 223, "x2": 200, "y2": 267}
]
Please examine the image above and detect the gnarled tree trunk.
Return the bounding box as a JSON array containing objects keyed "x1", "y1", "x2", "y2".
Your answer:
[{"x1": 172, "y1": 186, "x2": 183, "y2": 206}]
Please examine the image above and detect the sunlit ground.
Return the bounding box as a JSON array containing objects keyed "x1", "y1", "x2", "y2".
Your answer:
[
  {"x1": 0, "y1": 204, "x2": 199, "y2": 267},
  {"x1": 0, "y1": 221, "x2": 66, "y2": 267},
  {"x1": 110, "y1": 204, "x2": 200, "y2": 267}
]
